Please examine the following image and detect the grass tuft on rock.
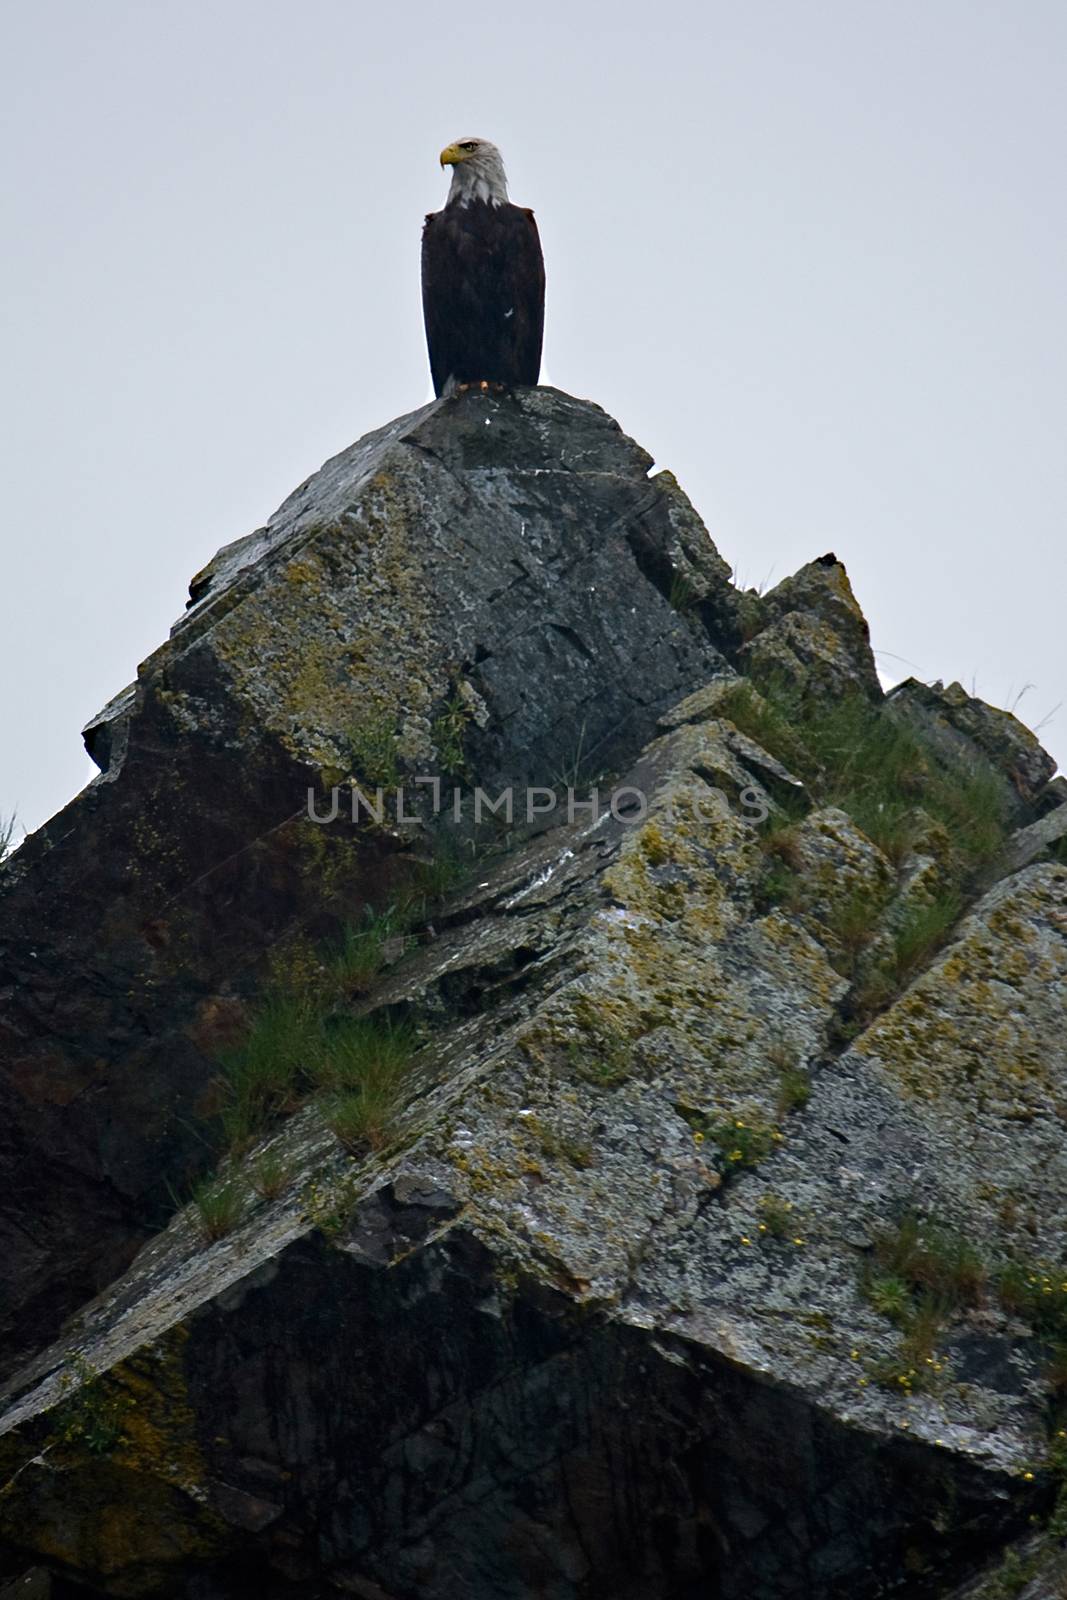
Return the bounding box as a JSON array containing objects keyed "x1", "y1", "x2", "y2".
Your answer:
[
  {"x1": 330, "y1": 906, "x2": 411, "y2": 994},
  {"x1": 758, "y1": 1192, "x2": 796, "y2": 1240},
  {"x1": 321, "y1": 1034, "x2": 410, "y2": 1149},
  {"x1": 866, "y1": 1273, "x2": 912, "y2": 1325},
  {"x1": 248, "y1": 1145, "x2": 295, "y2": 1201},
  {"x1": 872, "y1": 1212, "x2": 987, "y2": 1308},
  {"x1": 667, "y1": 571, "x2": 700, "y2": 613},
  {"x1": 318, "y1": 1016, "x2": 415, "y2": 1094},
  {"x1": 431, "y1": 688, "x2": 475, "y2": 778},
  {"x1": 856, "y1": 1214, "x2": 1067, "y2": 1399},
  {"x1": 213, "y1": 841, "x2": 465, "y2": 1159},
  {"x1": 347, "y1": 712, "x2": 402, "y2": 788},
  {"x1": 720, "y1": 680, "x2": 1009, "y2": 874},
  {"x1": 776, "y1": 1066, "x2": 812, "y2": 1118},
  {"x1": 192, "y1": 1174, "x2": 246, "y2": 1242},
  {"x1": 724, "y1": 679, "x2": 1015, "y2": 1038},
  {"x1": 709, "y1": 1114, "x2": 776, "y2": 1170},
  {"x1": 891, "y1": 890, "x2": 965, "y2": 986},
  {"x1": 825, "y1": 886, "x2": 887, "y2": 975},
  {"x1": 219, "y1": 998, "x2": 319, "y2": 1150},
  {"x1": 859, "y1": 1214, "x2": 989, "y2": 1388},
  {"x1": 996, "y1": 1262, "x2": 1067, "y2": 1342},
  {"x1": 220, "y1": 1005, "x2": 417, "y2": 1157},
  {"x1": 0, "y1": 812, "x2": 18, "y2": 864},
  {"x1": 320, "y1": 1017, "x2": 416, "y2": 1152}
]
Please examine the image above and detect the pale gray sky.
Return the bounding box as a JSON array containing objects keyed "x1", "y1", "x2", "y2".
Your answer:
[{"x1": 2, "y1": 0, "x2": 1064, "y2": 838}]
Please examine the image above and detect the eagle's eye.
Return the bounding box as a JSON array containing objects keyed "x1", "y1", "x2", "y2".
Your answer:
[{"x1": 459, "y1": 140, "x2": 478, "y2": 151}]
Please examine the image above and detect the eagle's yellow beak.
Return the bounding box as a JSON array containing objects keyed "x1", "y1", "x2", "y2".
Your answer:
[{"x1": 439, "y1": 143, "x2": 466, "y2": 168}]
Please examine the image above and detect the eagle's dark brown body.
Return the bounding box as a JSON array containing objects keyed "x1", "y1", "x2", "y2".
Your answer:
[{"x1": 421, "y1": 200, "x2": 545, "y2": 397}]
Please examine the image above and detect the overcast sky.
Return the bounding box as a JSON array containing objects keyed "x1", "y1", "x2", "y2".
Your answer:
[{"x1": 2, "y1": 0, "x2": 1064, "y2": 839}]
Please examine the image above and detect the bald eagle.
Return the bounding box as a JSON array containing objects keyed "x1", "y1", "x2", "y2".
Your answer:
[{"x1": 421, "y1": 138, "x2": 545, "y2": 398}]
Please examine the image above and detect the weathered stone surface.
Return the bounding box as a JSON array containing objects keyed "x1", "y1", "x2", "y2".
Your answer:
[
  {"x1": 1, "y1": 392, "x2": 1064, "y2": 1599},
  {"x1": 887, "y1": 678, "x2": 1058, "y2": 814},
  {"x1": 991, "y1": 790, "x2": 1067, "y2": 881},
  {"x1": 0, "y1": 387, "x2": 732, "y2": 1373},
  {"x1": 0, "y1": 690, "x2": 1062, "y2": 1598},
  {"x1": 739, "y1": 553, "x2": 883, "y2": 703}
]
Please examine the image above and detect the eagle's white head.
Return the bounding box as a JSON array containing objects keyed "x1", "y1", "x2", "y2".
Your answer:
[{"x1": 439, "y1": 137, "x2": 509, "y2": 207}]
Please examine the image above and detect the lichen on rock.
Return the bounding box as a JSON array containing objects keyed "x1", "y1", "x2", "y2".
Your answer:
[{"x1": 1, "y1": 388, "x2": 1064, "y2": 1600}]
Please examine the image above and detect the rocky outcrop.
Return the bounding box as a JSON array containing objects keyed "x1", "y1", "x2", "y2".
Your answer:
[
  {"x1": 739, "y1": 552, "x2": 883, "y2": 704},
  {"x1": 887, "y1": 678, "x2": 1057, "y2": 821},
  {"x1": 1, "y1": 389, "x2": 1064, "y2": 1599},
  {"x1": 0, "y1": 388, "x2": 727, "y2": 1371}
]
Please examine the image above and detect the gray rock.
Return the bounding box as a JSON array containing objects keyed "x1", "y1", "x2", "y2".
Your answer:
[
  {"x1": 887, "y1": 678, "x2": 1058, "y2": 816},
  {"x1": 0, "y1": 391, "x2": 1063, "y2": 1600},
  {"x1": 991, "y1": 796, "x2": 1067, "y2": 881},
  {"x1": 739, "y1": 553, "x2": 883, "y2": 702},
  {"x1": 0, "y1": 387, "x2": 731, "y2": 1373}
]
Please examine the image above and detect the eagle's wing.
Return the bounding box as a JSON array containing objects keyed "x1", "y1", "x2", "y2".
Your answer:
[
  {"x1": 422, "y1": 204, "x2": 544, "y2": 395},
  {"x1": 502, "y1": 207, "x2": 545, "y2": 386}
]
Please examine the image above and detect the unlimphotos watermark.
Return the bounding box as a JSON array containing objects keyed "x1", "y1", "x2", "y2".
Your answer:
[{"x1": 306, "y1": 779, "x2": 771, "y2": 828}]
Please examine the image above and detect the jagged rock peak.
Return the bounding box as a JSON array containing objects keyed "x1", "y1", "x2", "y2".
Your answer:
[{"x1": 1, "y1": 388, "x2": 1064, "y2": 1600}]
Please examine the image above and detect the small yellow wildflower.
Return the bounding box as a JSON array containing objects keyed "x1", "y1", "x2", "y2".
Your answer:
[
  {"x1": 693, "y1": 1131, "x2": 705, "y2": 1144},
  {"x1": 793, "y1": 1237, "x2": 805, "y2": 1246},
  {"x1": 740, "y1": 1235, "x2": 752, "y2": 1246},
  {"x1": 729, "y1": 1149, "x2": 743, "y2": 1163}
]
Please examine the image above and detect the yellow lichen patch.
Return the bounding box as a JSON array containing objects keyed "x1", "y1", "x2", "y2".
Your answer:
[
  {"x1": 658, "y1": 678, "x2": 749, "y2": 731},
  {"x1": 858, "y1": 870, "x2": 1067, "y2": 1110},
  {"x1": 283, "y1": 556, "x2": 320, "y2": 589},
  {"x1": 110, "y1": 1327, "x2": 206, "y2": 1492},
  {"x1": 602, "y1": 782, "x2": 753, "y2": 947},
  {"x1": 0, "y1": 1331, "x2": 224, "y2": 1583},
  {"x1": 203, "y1": 476, "x2": 445, "y2": 772},
  {"x1": 639, "y1": 821, "x2": 672, "y2": 868},
  {"x1": 516, "y1": 736, "x2": 844, "y2": 1126},
  {"x1": 819, "y1": 562, "x2": 865, "y2": 617},
  {"x1": 447, "y1": 1143, "x2": 524, "y2": 1198},
  {"x1": 748, "y1": 912, "x2": 847, "y2": 1010},
  {"x1": 24, "y1": 1466, "x2": 223, "y2": 1581}
]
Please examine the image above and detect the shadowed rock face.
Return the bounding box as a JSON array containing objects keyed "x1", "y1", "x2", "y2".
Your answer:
[{"x1": 2, "y1": 390, "x2": 1064, "y2": 1600}]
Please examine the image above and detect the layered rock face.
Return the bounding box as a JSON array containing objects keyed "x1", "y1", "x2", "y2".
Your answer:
[
  {"x1": 0, "y1": 389, "x2": 727, "y2": 1367},
  {"x1": 1, "y1": 389, "x2": 1065, "y2": 1599}
]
